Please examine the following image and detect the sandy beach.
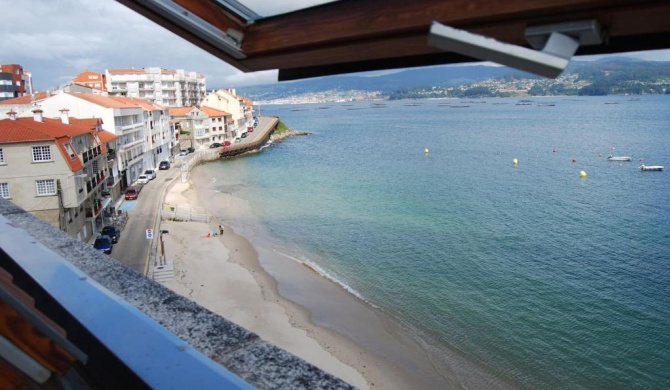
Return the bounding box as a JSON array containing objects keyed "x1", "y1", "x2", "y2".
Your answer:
[{"x1": 158, "y1": 175, "x2": 425, "y2": 389}]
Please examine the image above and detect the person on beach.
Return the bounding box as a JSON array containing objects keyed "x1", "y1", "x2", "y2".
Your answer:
[{"x1": 219, "y1": 224, "x2": 224, "y2": 235}]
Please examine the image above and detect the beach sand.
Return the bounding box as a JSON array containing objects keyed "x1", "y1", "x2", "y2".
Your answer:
[{"x1": 159, "y1": 179, "x2": 425, "y2": 389}]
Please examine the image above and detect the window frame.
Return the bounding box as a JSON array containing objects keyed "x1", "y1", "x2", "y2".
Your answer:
[
  {"x1": 32, "y1": 145, "x2": 52, "y2": 162},
  {"x1": 63, "y1": 143, "x2": 76, "y2": 159},
  {"x1": 36, "y1": 179, "x2": 56, "y2": 196},
  {"x1": 0, "y1": 183, "x2": 9, "y2": 199}
]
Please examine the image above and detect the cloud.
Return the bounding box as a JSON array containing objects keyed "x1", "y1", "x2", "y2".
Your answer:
[{"x1": 0, "y1": 0, "x2": 275, "y2": 91}]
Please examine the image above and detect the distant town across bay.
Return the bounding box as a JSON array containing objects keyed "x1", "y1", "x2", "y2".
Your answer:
[{"x1": 237, "y1": 57, "x2": 670, "y2": 104}]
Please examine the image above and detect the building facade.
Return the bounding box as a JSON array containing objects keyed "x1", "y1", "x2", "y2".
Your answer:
[
  {"x1": 200, "y1": 89, "x2": 253, "y2": 138},
  {"x1": 25, "y1": 92, "x2": 171, "y2": 187},
  {"x1": 72, "y1": 70, "x2": 107, "y2": 91},
  {"x1": 168, "y1": 107, "x2": 208, "y2": 150},
  {"x1": 0, "y1": 64, "x2": 32, "y2": 99},
  {"x1": 106, "y1": 67, "x2": 206, "y2": 107},
  {"x1": 199, "y1": 106, "x2": 233, "y2": 145},
  {"x1": 0, "y1": 109, "x2": 114, "y2": 242}
]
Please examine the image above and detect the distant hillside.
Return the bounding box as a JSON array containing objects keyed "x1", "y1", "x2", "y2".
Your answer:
[
  {"x1": 237, "y1": 65, "x2": 513, "y2": 101},
  {"x1": 237, "y1": 57, "x2": 670, "y2": 101}
]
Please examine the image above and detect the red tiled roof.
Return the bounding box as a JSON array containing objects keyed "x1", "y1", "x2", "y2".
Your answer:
[
  {"x1": 0, "y1": 117, "x2": 102, "y2": 172},
  {"x1": 0, "y1": 117, "x2": 95, "y2": 142},
  {"x1": 168, "y1": 107, "x2": 195, "y2": 117},
  {"x1": 70, "y1": 117, "x2": 102, "y2": 129},
  {"x1": 67, "y1": 93, "x2": 141, "y2": 109},
  {"x1": 199, "y1": 106, "x2": 231, "y2": 117},
  {"x1": 0, "y1": 91, "x2": 54, "y2": 106},
  {"x1": 97, "y1": 130, "x2": 118, "y2": 143},
  {"x1": 54, "y1": 137, "x2": 84, "y2": 172},
  {"x1": 240, "y1": 97, "x2": 253, "y2": 107}
]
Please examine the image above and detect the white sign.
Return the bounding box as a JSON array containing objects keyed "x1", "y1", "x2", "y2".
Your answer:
[{"x1": 146, "y1": 229, "x2": 153, "y2": 239}]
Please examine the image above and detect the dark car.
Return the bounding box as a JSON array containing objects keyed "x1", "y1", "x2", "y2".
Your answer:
[
  {"x1": 101, "y1": 226, "x2": 120, "y2": 243},
  {"x1": 93, "y1": 235, "x2": 113, "y2": 254},
  {"x1": 209, "y1": 142, "x2": 221, "y2": 148},
  {"x1": 159, "y1": 160, "x2": 170, "y2": 170},
  {"x1": 187, "y1": 147, "x2": 195, "y2": 153},
  {"x1": 125, "y1": 186, "x2": 140, "y2": 200},
  {"x1": 241, "y1": 132, "x2": 249, "y2": 138}
]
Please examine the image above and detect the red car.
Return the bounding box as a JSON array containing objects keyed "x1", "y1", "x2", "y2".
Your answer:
[{"x1": 125, "y1": 186, "x2": 140, "y2": 200}]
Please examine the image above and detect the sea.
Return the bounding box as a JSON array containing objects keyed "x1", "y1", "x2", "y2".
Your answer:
[{"x1": 200, "y1": 95, "x2": 670, "y2": 389}]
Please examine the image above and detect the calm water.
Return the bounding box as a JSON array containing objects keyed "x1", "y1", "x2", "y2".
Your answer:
[{"x1": 211, "y1": 96, "x2": 670, "y2": 389}]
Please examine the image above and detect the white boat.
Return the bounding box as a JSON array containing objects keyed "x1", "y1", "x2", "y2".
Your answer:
[
  {"x1": 607, "y1": 155, "x2": 632, "y2": 161},
  {"x1": 640, "y1": 165, "x2": 664, "y2": 171}
]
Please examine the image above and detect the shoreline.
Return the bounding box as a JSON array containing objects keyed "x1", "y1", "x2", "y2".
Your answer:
[{"x1": 158, "y1": 173, "x2": 421, "y2": 389}]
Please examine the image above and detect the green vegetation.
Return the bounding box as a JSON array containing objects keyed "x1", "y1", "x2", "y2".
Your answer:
[{"x1": 274, "y1": 120, "x2": 290, "y2": 134}]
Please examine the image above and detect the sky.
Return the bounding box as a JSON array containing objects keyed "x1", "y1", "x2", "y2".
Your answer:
[{"x1": 1, "y1": 0, "x2": 669, "y2": 92}]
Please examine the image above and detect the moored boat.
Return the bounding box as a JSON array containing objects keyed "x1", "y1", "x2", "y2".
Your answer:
[
  {"x1": 640, "y1": 165, "x2": 664, "y2": 171},
  {"x1": 607, "y1": 155, "x2": 632, "y2": 161}
]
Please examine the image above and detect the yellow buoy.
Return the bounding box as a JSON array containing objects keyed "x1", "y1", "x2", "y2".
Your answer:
[
  {"x1": 512, "y1": 158, "x2": 518, "y2": 165},
  {"x1": 579, "y1": 170, "x2": 587, "y2": 178},
  {"x1": 424, "y1": 148, "x2": 430, "y2": 154}
]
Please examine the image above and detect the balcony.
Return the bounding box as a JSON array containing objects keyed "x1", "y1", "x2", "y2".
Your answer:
[{"x1": 0, "y1": 200, "x2": 349, "y2": 389}]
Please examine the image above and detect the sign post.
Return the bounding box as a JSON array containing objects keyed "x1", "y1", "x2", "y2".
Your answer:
[{"x1": 146, "y1": 229, "x2": 153, "y2": 239}]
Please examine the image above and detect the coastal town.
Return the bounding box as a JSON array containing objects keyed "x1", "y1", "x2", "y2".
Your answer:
[
  {"x1": 0, "y1": 64, "x2": 261, "y2": 247},
  {"x1": 0, "y1": 62, "x2": 376, "y2": 389}
]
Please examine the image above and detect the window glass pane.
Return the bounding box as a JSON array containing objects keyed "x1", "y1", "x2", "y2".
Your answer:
[
  {"x1": 0, "y1": 183, "x2": 9, "y2": 198},
  {"x1": 32, "y1": 146, "x2": 51, "y2": 162},
  {"x1": 36, "y1": 179, "x2": 56, "y2": 195},
  {"x1": 0, "y1": 148, "x2": 4, "y2": 163}
]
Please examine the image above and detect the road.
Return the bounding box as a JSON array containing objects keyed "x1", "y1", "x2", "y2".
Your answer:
[
  {"x1": 111, "y1": 165, "x2": 179, "y2": 274},
  {"x1": 110, "y1": 116, "x2": 275, "y2": 274}
]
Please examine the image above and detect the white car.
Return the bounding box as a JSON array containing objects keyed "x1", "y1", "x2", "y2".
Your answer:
[
  {"x1": 137, "y1": 174, "x2": 149, "y2": 184},
  {"x1": 144, "y1": 169, "x2": 156, "y2": 180}
]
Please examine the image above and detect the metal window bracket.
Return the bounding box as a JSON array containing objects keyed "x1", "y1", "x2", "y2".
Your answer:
[
  {"x1": 428, "y1": 19, "x2": 604, "y2": 79},
  {"x1": 137, "y1": 0, "x2": 246, "y2": 59}
]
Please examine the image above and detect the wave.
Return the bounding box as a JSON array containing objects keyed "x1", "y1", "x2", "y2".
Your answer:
[{"x1": 273, "y1": 249, "x2": 379, "y2": 308}]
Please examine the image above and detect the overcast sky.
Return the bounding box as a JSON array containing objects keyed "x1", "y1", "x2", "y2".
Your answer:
[{"x1": 2, "y1": 0, "x2": 669, "y2": 92}]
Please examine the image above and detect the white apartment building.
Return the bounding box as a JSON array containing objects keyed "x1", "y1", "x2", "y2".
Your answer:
[
  {"x1": 200, "y1": 106, "x2": 233, "y2": 144},
  {"x1": 24, "y1": 92, "x2": 173, "y2": 187},
  {"x1": 106, "y1": 67, "x2": 206, "y2": 107},
  {"x1": 200, "y1": 89, "x2": 254, "y2": 137}
]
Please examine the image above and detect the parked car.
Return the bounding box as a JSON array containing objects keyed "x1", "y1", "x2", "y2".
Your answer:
[
  {"x1": 144, "y1": 169, "x2": 156, "y2": 180},
  {"x1": 187, "y1": 147, "x2": 195, "y2": 153},
  {"x1": 159, "y1": 161, "x2": 170, "y2": 170},
  {"x1": 101, "y1": 226, "x2": 120, "y2": 243},
  {"x1": 247, "y1": 127, "x2": 254, "y2": 132},
  {"x1": 125, "y1": 186, "x2": 140, "y2": 200},
  {"x1": 93, "y1": 235, "x2": 113, "y2": 254},
  {"x1": 137, "y1": 175, "x2": 149, "y2": 184},
  {"x1": 179, "y1": 150, "x2": 188, "y2": 156},
  {"x1": 241, "y1": 132, "x2": 249, "y2": 138},
  {"x1": 209, "y1": 142, "x2": 221, "y2": 148},
  {"x1": 223, "y1": 140, "x2": 231, "y2": 147}
]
